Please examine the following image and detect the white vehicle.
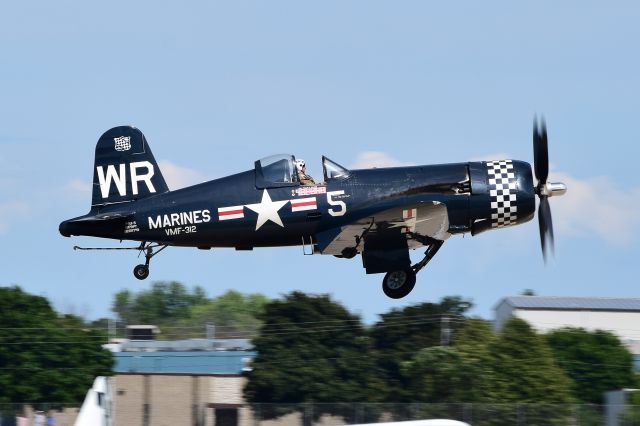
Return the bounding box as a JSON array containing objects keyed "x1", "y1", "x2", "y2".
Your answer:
[
  {"x1": 74, "y1": 377, "x2": 112, "y2": 426},
  {"x1": 352, "y1": 419, "x2": 471, "y2": 426},
  {"x1": 351, "y1": 421, "x2": 470, "y2": 426}
]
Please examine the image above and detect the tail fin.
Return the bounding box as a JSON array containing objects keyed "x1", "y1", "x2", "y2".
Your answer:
[{"x1": 91, "y1": 126, "x2": 169, "y2": 208}]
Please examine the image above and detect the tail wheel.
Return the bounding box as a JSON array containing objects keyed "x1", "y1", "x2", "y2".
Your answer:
[
  {"x1": 382, "y1": 268, "x2": 416, "y2": 299},
  {"x1": 133, "y1": 264, "x2": 149, "y2": 280}
]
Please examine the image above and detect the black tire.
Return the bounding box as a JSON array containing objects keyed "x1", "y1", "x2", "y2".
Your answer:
[
  {"x1": 133, "y1": 264, "x2": 150, "y2": 280},
  {"x1": 341, "y1": 247, "x2": 358, "y2": 259},
  {"x1": 382, "y1": 268, "x2": 416, "y2": 299}
]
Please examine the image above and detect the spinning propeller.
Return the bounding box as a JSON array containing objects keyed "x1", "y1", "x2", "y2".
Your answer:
[{"x1": 533, "y1": 117, "x2": 567, "y2": 262}]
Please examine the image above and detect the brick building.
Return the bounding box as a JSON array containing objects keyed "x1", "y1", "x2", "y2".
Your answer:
[{"x1": 113, "y1": 349, "x2": 255, "y2": 426}]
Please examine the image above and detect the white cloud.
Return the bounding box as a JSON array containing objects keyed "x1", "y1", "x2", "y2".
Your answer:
[
  {"x1": 350, "y1": 151, "x2": 515, "y2": 170},
  {"x1": 65, "y1": 179, "x2": 92, "y2": 194},
  {"x1": 0, "y1": 201, "x2": 29, "y2": 234},
  {"x1": 61, "y1": 162, "x2": 208, "y2": 196},
  {"x1": 467, "y1": 152, "x2": 513, "y2": 162},
  {"x1": 550, "y1": 171, "x2": 640, "y2": 245},
  {"x1": 350, "y1": 151, "x2": 413, "y2": 169},
  {"x1": 158, "y1": 160, "x2": 209, "y2": 190}
]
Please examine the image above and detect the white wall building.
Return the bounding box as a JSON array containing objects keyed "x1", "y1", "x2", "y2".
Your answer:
[{"x1": 494, "y1": 296, "x2": 640, "y2": 355}]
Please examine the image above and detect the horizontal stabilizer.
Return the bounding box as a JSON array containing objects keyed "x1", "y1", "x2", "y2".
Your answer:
[{"x1": 59, "y1": 212, "x2": 134, "y2": 237}]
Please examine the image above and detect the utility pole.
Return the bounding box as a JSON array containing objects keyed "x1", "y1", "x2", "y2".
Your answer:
[
  {"x1": 440, "y1": 315, "x2": 451, "y2": 346},
  {"x1": 108, "y1": 318, "x2": 116, "y2": 342},
  {"x1": 206, "y1": 322, "x2": 215, "y2": 340}
]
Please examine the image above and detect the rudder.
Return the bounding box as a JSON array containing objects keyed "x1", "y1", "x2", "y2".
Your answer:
[{"x1": 91, "y1": 126, "x2": 169, "y2": 207}]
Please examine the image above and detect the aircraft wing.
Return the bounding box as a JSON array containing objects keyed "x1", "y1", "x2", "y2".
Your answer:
[{"x1": 317, "y1": 201, "x2": 450, "y2": 256}]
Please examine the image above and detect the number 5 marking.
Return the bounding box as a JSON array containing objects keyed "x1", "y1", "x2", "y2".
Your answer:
[{"x1": 327, "y1": 190, "x2": 347, "y2": 217}]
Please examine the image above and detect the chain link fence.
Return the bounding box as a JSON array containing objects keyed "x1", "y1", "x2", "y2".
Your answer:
[
  {"x1": 250, "y1": 403, "x2": 603, "y2": 426},
  {"x1": 0, "y1": 403, "x2": 81, "y2": 426},
  {"x1": 5, "y1": 402, "x2": 640, "y2": 426}
]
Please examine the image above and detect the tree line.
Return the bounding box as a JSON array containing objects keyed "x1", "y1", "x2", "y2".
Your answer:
[
  {"x1": 111, "y1": 282, "x2": 269, "y2": 339},
  {"x1": 1, "y1": 282, "x2": 637, "y2": 422},
  {"x1": 0, "y1": 282, "x2": 268, "y2": 405},
  {"x1": 243, "y1": 292, "x2": 638, "y2": 425},
  {"x1": 0, "y1": 286, "x2": 113, "y2": 405}
]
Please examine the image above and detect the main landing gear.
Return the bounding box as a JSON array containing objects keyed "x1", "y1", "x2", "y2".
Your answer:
[
  {"x1": 382, "y1": 241, "x2": 444, "y2": 299},
  {"x1": 133, "y1": 242, "x2": 168, "y2": 280}
]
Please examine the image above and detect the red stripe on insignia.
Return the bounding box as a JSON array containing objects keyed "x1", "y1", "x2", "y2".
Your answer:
[
  {"x1": 292, "y1": 201, "x2": 316, "y2": 208},
  {"x1": 219, "y1": 209, "x2": 243, "y2": 216},
  {"x1": 403, "y1": 208, "x2": 416, "y2": 220}
]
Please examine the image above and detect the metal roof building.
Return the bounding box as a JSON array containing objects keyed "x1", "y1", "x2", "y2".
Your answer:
[
  {"x1": 494, "y1": 296, "x2": 640, "y2": 355},
  {"x1": 497, "y1": 296, "x2": 640, "y2": 311},
  {"x1": 113, "y1": 350, "x2": 256, "y2": 375}
]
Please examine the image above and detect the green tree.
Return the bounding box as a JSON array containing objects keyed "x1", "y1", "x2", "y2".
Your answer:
[
  {"x1": 369, "y1": 296, "x2": 472, "y2": 402},
  {"x1": 451, "y1": 318, "x2": 497, "y2": 400},
  {"x1": 398, "y1": 319, "x2": 494, "y2": 422},
  {"x1": 453, "y1": 317, "x2": 496, "y2": 354},
  {"x1": 112, "y1": 281, "x2": 208, "y2": 324},
  {"x1": 546, "y1": 327, "x2": 636, "y2": 404},
  {"x1": 112, "y1": 289, "x2": 134, "y2": 324},
  {"x1": 0, "y1": 286, "x2": 113, "y2": 404},
  {"x1": 478, "y1": 319, "x2": 576, "y2": 425},
  {"x1": 113, "y1": 284, "x2": 268, "y2": 339},
  {"x1": 244, "y1": 292, "x2": 384, "y2": 424},
  {"x1": 184, "y1": 290, "x2": 268, "y2": 338},
  {"x1": 490, "y1": 318, "x2": 574, "y2": 404},
  {"x1": 87, "y1": 317, "x2": 112, "y2": 332},
  {"x1": 402, "y1": 346, "x2": 484, "y2": 402},
  {"x1": 401, "y1": 319, "x2": 496, "y2": 404}
]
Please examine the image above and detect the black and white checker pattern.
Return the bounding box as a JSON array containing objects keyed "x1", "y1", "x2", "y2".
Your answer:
[
  {"x1": 114, "y1": 136, "x2": 132, "y2": 152},
  {"x1": 487, "y1": 160, "x2": 518, "y2": 228}
]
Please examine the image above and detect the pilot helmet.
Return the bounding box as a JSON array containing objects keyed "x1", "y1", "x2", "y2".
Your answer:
[{"x1": 295, "y1": 159, "x2": 306, "y2": 172}]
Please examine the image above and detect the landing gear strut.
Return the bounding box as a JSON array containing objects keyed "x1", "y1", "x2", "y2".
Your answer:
[
  {"x1": 412, "y1": 240, "x2": 444, "y2": 274},
  {"x1": 133, "y1": 242, "x2": 168, "y2": 280},
  {"x1": 382, "y1": 240, "x2": 444, "y2": 299}
]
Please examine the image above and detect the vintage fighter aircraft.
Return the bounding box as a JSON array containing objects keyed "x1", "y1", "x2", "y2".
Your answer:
[{"x1": 59, "y1": 120, "x2": 566, "y2": 298}]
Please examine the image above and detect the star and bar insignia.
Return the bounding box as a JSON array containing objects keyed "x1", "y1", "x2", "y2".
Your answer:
[{"x1": 216, "y1": 190, "x2": 318, "y2": 231}]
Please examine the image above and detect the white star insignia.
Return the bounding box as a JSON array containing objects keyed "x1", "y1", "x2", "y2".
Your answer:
[{"x1": 245, "y1": 189, "x2": 289, "y2": 230}]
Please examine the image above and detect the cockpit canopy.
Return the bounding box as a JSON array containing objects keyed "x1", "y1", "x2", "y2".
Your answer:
[
  {"x1": 254, "y1": 154, "x2": 350, "y2": 188},
  {"x1": 322, "y1": 156, "x2": 350, "y2": 180},
  {"x1": 256, "y1": 154, "x2": 297, "y2": 186}
]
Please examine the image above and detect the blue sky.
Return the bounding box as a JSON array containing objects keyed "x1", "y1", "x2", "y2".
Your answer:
[{"x1": 1, "y1": 1, "x2": 639, "y2": 324}]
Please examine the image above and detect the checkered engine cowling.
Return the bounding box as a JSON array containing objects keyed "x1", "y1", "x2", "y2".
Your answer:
[{"x1": 487, "y1": 160, "x2": 518, "y2": 228}]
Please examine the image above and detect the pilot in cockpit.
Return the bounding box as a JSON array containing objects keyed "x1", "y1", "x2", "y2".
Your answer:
[{"x1": 295, "y1": 159, "x2": 315, "y2": 186}]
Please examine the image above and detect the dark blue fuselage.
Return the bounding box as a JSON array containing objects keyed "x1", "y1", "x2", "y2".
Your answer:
[{"x1": 60, "y1": 160, "x2": 535, "y2": 251}]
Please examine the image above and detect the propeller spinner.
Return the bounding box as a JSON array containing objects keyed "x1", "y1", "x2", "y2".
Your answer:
[{"x1": 533, "y1": 117, "x2": 567, "y2": 262}]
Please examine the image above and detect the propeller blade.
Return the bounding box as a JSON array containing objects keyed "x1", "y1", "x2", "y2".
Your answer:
[
  {"x1": 533, "y1": 117, "x2": 549, "y2": 185},
  {"x1": 538, "y1": 195, "x2": 555, "y2": 262}
]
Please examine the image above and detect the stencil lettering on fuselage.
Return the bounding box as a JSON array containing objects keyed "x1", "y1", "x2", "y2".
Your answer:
[
  {"x1": 148, "y1": 210, "x2": 211, "y2": 230},
  {"x1": 96, "y1": 161, "x2": 156, "y2": 199}
]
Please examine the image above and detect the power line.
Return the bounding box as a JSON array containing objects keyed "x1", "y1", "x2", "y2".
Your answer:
[
  {"x1": 0, "y1": 347, "x2": 634, "y2": 372},
  {"x1": 0, "y1": 317, "x2": 466, "y2": 344}
]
